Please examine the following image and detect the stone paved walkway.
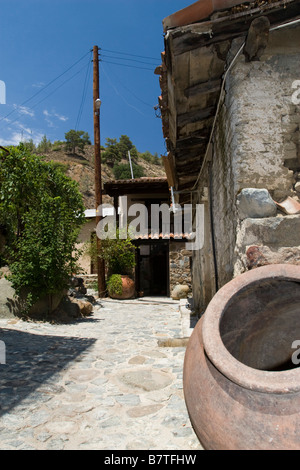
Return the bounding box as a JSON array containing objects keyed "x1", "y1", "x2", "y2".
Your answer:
[{"x1": 0, "y1": 296, "x2": 203, "y2": 450}]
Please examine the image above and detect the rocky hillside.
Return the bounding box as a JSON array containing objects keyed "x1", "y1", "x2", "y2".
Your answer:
[{"x1": 40, "y1": 145, "x2": 166, "y2": 209}]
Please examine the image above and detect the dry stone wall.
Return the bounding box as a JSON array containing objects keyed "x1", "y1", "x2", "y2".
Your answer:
[{"x1": 169, "y1": 242, "x2": 192, "y2": 294}]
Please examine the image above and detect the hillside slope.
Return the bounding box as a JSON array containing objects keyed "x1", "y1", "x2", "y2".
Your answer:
[{"x1": 40, "y1": 145, "x2": 166, "y2": 209}]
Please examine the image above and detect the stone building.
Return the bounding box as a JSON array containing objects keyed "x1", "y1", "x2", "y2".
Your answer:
[
  {"x1": 77, "y1": 177, "x2": 193, "y2": 297},
  {"x1": 156, "y1": 0, "x2": 300, "y2": 314},
  {"x1": 104, "y1": 177, "x2": 192, "y2": 297}
]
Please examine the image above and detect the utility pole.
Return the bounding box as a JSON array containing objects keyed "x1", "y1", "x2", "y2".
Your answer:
[{"x1": 93, "y1": 45, "x2": 106, "y2": 297}]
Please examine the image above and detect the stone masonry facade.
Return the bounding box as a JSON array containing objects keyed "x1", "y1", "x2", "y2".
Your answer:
[
  {"x1": 192, "y1": 24, "x2": 300, "y2": 314},
  {"x1": 169, "y1": 242, "x2": 192, "y2": 295}
]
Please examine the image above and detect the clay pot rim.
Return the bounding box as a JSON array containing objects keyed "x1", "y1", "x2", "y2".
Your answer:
[{"x1": 202, "y1": 264, "x2": 300, "y2": 394}]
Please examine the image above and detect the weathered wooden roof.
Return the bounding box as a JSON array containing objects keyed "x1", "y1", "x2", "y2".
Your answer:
[
  {"x1": 156, "y1": 0, "x2": 300, "y2": 203},
  {"x1": 162, "y1": 0, "x2": 247, "y2": 32}
]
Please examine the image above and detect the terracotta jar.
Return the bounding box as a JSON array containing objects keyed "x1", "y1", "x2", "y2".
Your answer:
[
  {"x1": 183, "y1": 264, "x2": 300, "y2": 450},
  {"x1": 109, "y1": 275, "x2": 135, "y2": 300}
]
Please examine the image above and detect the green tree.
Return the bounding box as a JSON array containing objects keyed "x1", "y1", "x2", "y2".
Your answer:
[
  {"x1": 113, "y1": 162, "x2": 144, "y2": 180},
  {"x1": 152, "y1": 152, "x2": 161, "y2": 165},
  {"x1": 0, "y1": 144, "x2": 85, "y2": 312},
  {"x1": 140, "y1": 150, "x2": 161, "y2": 166},
  {"x1": 36, "y1": 135, "x2": 52, "y2": 153},
  {"x1": 23, "y1": 138, "x2": 36, "y2": 153},
  {"x1": 64, "y1": 129, "x2": 91, "y2": 156},
  {"x1": 101, "y1": 137, "x2": 122, "y2": 166},
  {"x1": 118, "y1": 134, "x2": 138, "y2": 161},
  {"x1": 139, "y1": 150, "x2": 152, "y2": 163}
]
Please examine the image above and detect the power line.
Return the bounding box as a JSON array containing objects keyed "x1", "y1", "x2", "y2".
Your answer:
[
  {"x1": 101, "y1": 62, "x2": 155, "y2": 109},
  {"x1": 0, "y1": 50, "x2": 91, "y2": 125},
  {"x1": 31, "y1": 61, "x2": 90, "y2": 110},
  {"x1": 100, "y1": 53, "x2": 159, "y2": 66},
  {"x1": 100, "y1": 59, "x2": 155, "y2": 71},
  {"x1": 100, "y1": 48, "x2": 159, "y2": 61},
  {"x1": 0, "y1": 44, "x2": 160, "y2": 143},
  {"x1": 100, "y1": 62, "x2": 149, "y2": 118},
  {"x1": 75, "y1": 51, "x2": 93, "y2": 130},
  {"x1": 4, "y1": 60, "x2": 91, "y2": 129}
]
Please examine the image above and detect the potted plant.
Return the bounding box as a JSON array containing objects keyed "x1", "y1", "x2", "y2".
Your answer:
[{"x1": 99, "y1": 228, "x2": 136, "y2": 299}]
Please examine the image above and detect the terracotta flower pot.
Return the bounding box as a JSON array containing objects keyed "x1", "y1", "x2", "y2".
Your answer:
[
  {"x1": 109, "y1": 275, "x2": 135, "y2": 300},
  {"x1": 183, "y1": 264, "x2": 300, "y2": 450}
]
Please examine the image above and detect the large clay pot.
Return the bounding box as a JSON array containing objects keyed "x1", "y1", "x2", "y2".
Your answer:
[
  {"x1": 183, "y1": 264, "x2": 300, "y2": 450},
  {"x1": 109, "y1": 275, "x2": 135, "y2": 300}
]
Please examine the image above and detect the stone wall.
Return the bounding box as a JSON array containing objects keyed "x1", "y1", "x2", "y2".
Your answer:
[
  {"x1": 191, "y1": 192, "x2": 217, "y2": 314},
  {"x1": 234, "y1": 214, "x2": 300, "y2": 276},
  {"x1": 169, "y1": 241, "x2": 192, "y2": 294},
  {"x1": 192, "y1": 24, "x2": 300, "y2": 314}
]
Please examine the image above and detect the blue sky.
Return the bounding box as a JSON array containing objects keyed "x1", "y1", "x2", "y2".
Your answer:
[{"x1": 0, "y1": 0, "x2": 192, "y2": 156}]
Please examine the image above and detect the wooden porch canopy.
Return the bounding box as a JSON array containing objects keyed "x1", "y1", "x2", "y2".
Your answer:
[
  {"x1": 156, "y1": 0, "x2": 300, "y2": 203},
  {"x1": 104, "y1": 177, "x2": 169, "y2": 197}
]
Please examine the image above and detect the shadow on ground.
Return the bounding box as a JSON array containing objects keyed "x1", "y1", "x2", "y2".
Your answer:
[{"x1": 0, "y1": 328, "x2": 96, "y2": 417}]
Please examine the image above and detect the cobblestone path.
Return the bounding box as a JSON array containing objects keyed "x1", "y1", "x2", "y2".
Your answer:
[{"x1": 0, "y1": 297, "x2": 203, "y2": 450}]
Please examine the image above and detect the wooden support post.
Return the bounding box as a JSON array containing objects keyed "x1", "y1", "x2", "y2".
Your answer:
[{"x1": 93, "y1": 45, "x2": 106, "y2": 297}]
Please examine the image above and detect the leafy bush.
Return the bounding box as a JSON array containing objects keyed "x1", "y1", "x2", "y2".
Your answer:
[
  {"x1": 87, "y1": 228, "x2": 136, "y2": 276},
  {"x1": 107, "y1": 274, "x2": 123, "y2": 297},
  {"x1": 100, "y1": 228, "x2": 136, "y2": 276},
  {"x1": 50, "y1": 161, "x2": 69, "y2": 174},
  {"x1": 0, "y1": 144, "x2": 85, "y2": 311},
  {"x1": 52, "y1": 140, "x2": 64, "y2": 151}
]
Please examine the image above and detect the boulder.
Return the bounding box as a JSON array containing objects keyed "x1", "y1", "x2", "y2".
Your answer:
[
  {"x1": 0, "y1": 278, "x2": 19, "y2": 318},
  {"x1": 75, "y1": 299, "x2": 93, "y2": 316},
  {"x1": 246, "y1": 245, "x2": 300, "y2": 269},
  {"x1": 0, "y1": 266, "x2": 11, "y2": 278},
  {"x1": 241, "y1": 215, "x2": 300, "y2": 247},
  {"x1": 53, "y1": 296, "x2": 81, "y2": 319},
  {"x1": 0, "y1": 276, "x2": 68, "y2": 319},
  {"x1": 28, "y1": 291, "x2": 65, "y2": 318},
  {"x1": 171, "y1": 284, "x2": 190, "y2": 300},
  {"x1": 69, "y1": 277, "x2": 87, "y2": 296},
  {"x1": 237, "y1": 188, "x2": 277, "y2": 220},
  {"x1": 53, "y1": 296, "x2": 93, "y2": 320}
]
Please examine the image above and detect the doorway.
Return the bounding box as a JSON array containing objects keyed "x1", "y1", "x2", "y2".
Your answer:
[{"x1": 136, "y1": 241, "x2": 169, "y2": 297}]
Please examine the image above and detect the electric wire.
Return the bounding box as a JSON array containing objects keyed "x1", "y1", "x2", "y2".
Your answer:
[
  {"x1": 100, "y1": 48, "x2": 159, "y2": 61},
  {"x1": 30, "y1": 61, "x2": 90, "y2": 111},
  {"x1": 5, "y1": 60, "x2": 91, "y2": 130},
  {"x1": 75, "y1": 51, "x2": 93, "y2": 130},
  {"x1": 1, "y1": 45, "x2": 161, "y2": 144},
  {"x1": 101, "y1": 61, "x2": 155, "y2": 109},
  {"x1": 100, "y1": 54, "x2": 159, "y2": 66},
  {"x1": 100, "y1": 62, "x2": 148, "y2": 118},
  {"x1": 100, "y1": 59, "x2": 156, "y2": 71},
  {"x1": 0, "y1": 50, "x2": 91, "y2": 126}
]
